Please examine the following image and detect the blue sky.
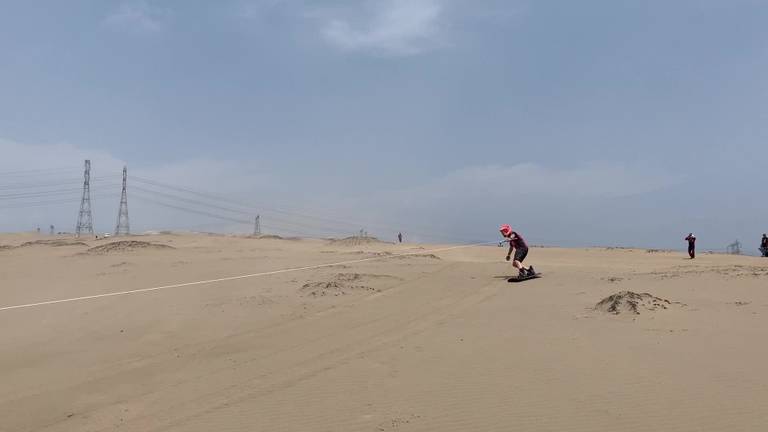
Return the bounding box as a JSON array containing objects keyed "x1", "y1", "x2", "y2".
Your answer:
[{"x1": 1, "y1": 0, "x2": 767, "y2": 250}]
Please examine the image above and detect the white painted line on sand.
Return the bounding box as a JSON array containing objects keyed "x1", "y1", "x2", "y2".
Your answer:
[{"x1": 0, "y1": 242, "x2": 493, "y2": 313}]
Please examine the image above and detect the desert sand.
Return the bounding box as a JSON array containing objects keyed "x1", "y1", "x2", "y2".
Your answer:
[{"x1": 1, "y1": 232, "x2": 767, "y2": 431}]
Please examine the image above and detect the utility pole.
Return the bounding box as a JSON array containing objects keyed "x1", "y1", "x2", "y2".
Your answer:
[
  {"x1": 253, "y1": 214, "x2": 261, "y2": 236},
  {"x1": 115, "y1": 166, "x2": 130, "y2": 236},
  {"x1": 75, "y1": 160, "x2": 94, "y2": 237}
]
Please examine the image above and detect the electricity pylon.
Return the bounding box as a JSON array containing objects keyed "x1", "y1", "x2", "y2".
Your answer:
[
  {"x1": 115, "y1": 166, "x2": 130, "y2": 236},
  {"x1": 75, "y1": 160, "x2": 94, "y2": 237}
]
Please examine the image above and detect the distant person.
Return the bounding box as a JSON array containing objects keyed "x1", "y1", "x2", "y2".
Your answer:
[
  {"x1": 398, "y1": 232, "x2": 403, "y2": 243},
  {"x1": 761, "y1": 234, "x2": 768, "y2": 257},
  {"x1": 500, "y1": 224, "x2": 535, "y2": 278},
  {"x1": 685, "y1": 233, "x2": 696, "y2": 259}
]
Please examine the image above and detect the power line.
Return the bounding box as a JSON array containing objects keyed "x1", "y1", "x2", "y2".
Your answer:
[
  {"x1": 132, "y1": 176, "x2": 255, "y2": 211},
  {"x1": 0, "y1": 167, "x2": 81, "y2": 177},
  {"x1": 130, "y1": 175, "x2": 474, "y2": 242},
  {"x1": 132, "y1": 176, "x2": 366, "y2": 228},
  {"x1": 131, "y1": 191, "x2": 358, "y2": 238},
  {"x1": 130, "y1": 184, "x2": 368, "y2": 236},
  {"x1": 0, "y1": 186, "x2": 120, "y2": 201},
  {"x1": 131, "y1": 193, "x2": 253, "y2": 225},
  {"x1": 133, "y1": 181, "x2": 368, "y2": 234},
  {"x1": 0, "y1": 176, "x2": 119, "y2": 192},
  {"x1": 0, "y1": 193, "x2": 113, "y2": 210},
  {"x1": 136, "y1": 176, "x2": 476, "y2": 242},
  {"x1": 131, "y1": 184, "x2": 254, "y2": 217}
]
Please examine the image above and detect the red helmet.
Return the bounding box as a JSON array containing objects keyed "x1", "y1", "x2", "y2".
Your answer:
[{"x1": 499, "y1": 224, "x2": 512, "y2": 236}]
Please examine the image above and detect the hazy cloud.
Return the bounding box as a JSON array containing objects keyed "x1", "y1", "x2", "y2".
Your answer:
[
  {"x1": 238, "y1": 0, "x2": 288, "y2": 20},
  {"x1": 102, "y1": 1, "x2": 170, "y2": 32},
  {"x1": 418, "y1": 163, "x2": 684, "y2": 199},
  {"x1": 336, "y1": 162, "x2": 686, "y2": 244},
  {"x1": 320, "y1": 0, "x2": 444, "y2": 56}
]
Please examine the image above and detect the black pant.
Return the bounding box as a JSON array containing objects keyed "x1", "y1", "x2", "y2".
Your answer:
[
  {"x1": 688, "y1": 245, "x2": 695, "y2": 259},
  {"x1": 514, "y1": 247, "x2": 528, "y2": 263}
]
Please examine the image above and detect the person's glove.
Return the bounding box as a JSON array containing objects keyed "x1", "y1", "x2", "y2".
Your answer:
[{"x1": 506, "y1": 255, "x2": 511, "y2": 261}]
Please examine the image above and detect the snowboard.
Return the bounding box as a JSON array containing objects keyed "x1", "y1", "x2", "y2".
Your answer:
[{"x1": 508, "y1": 273, "x2": 542, "y2": 283}]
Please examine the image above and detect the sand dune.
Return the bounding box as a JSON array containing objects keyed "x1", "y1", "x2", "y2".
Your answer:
[
  {"x1": 328, "y1": 236, "x2": 390, "y2": 247},
  {"x1": 15, "y1": 239, "x2": 88, "y2": 248},
  {"x1": 594, "y1": 291, "x2": 685, "y2": 315},
  {"x1": 1, "y1": 233, "x2": 768, "y2": 431},
  {"x1": 86, "y1": 240, "x2": 175, "y2": 254}
]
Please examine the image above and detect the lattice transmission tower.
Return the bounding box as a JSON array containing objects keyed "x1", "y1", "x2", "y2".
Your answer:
[
  {"x1": 75, "y1": 160, "x2": 94, "y2": 237},
  {"x1": 115, "y1": 166, "x2": 130, "y2": 236},
  {"x1": 727, "y1": 240, "x2": 741, "y2": 255}
]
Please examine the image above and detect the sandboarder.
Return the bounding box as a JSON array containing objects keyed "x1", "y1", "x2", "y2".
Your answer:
[
  {"x1": 685, "y1": 233, "x2": 696, "y2": 259},
  {"x1": 398, "y1": 232, "x2": 403, "y2": 243},
  {"x1": 761, "y1": 234, "x2": 768, "y2": 257},
  {"x1": 500, "y1": 224, "x2": 535, "y2": 278}
]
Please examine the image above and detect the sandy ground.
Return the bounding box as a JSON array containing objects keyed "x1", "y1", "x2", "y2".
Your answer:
[{"x1": 1, "y1": 232, "x2": 768, "y2": 432}]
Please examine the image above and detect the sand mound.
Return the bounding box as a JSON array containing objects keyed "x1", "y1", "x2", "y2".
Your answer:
[
  {"x1": 300, "y1": 281, "x2": 377, "y2": 297},
  {"x1": 328, "y1": 236, "x2": 388, "y2": 247},
  {"x1": 602, "y1": 276, "x2": 624, "y2": 283},
  {"x1": 334, "y1": 273, "x2": 365, "y2": 283},
  {"x1": 353, "y1": 251, "x2": 441, "y2": 260},
  {"x1": 595, "y1": 291, "x2": 680, "y2": 315},
  {"x1": 249, "y1": 234, "x2": 284, "y2": 240},
  {"x1": 300, "y1": 272, "x2": 400, "y2": 297},
  {"x1": 334, "y1": 272, "x2": 400, "y2": 282},
  {"x1": 395, "y1": 253, "x2": 441, "y2": 260},
  {"x1": 17, "y1": 239, "x2": 88, "y2": 248},
  {"x1": 247, "y1": 234, "x2": 302, "y2": 241},
  {"x1": 87, "y1": 241, "x2": 175, "y2": 254}
]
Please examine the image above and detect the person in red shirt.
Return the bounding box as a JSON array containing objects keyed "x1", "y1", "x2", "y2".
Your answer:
[
  {"x1": 685, "y1": 233, "x2": 696, "y2": 259},
  {"x1": 500, "y1": 224, "x2": 535, "y2": 278}
]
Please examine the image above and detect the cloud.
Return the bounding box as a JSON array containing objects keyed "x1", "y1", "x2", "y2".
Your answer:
[
  {"x1": 238, "y1": 0, "x2": 288, "y2": 20},
  {"x1": 417, "y1": 163, "x2": 683, "y2": 199},
  {"x1": 320, "y1": 0, "x2": 444, "y2": 56},
  {"x1": 0, "y1": 138, "x2": 125, "y2": 175},
  {"x1": 334, "y1": 162, "x2": 686, "y2": 244},
  {"x1": 102, "y1": 1, "x2": 170, "y2": 33}
]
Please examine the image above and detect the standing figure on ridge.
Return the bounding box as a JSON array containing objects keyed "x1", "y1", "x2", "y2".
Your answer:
[
  {"x1": 685, "y1": 233, "x2": 696, "y2": 259},
  {"x1": 760, "y1": 234, "x2": 768, "y2": 257}
]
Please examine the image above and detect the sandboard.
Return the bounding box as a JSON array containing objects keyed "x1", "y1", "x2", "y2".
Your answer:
[{"x1": 508, "y1": 273, "x2": 542, "y2": 283}]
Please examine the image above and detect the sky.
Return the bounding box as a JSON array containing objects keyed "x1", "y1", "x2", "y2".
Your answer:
[{"x1": 1, "y1": 0, "x2": 767, "y2": 251}]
